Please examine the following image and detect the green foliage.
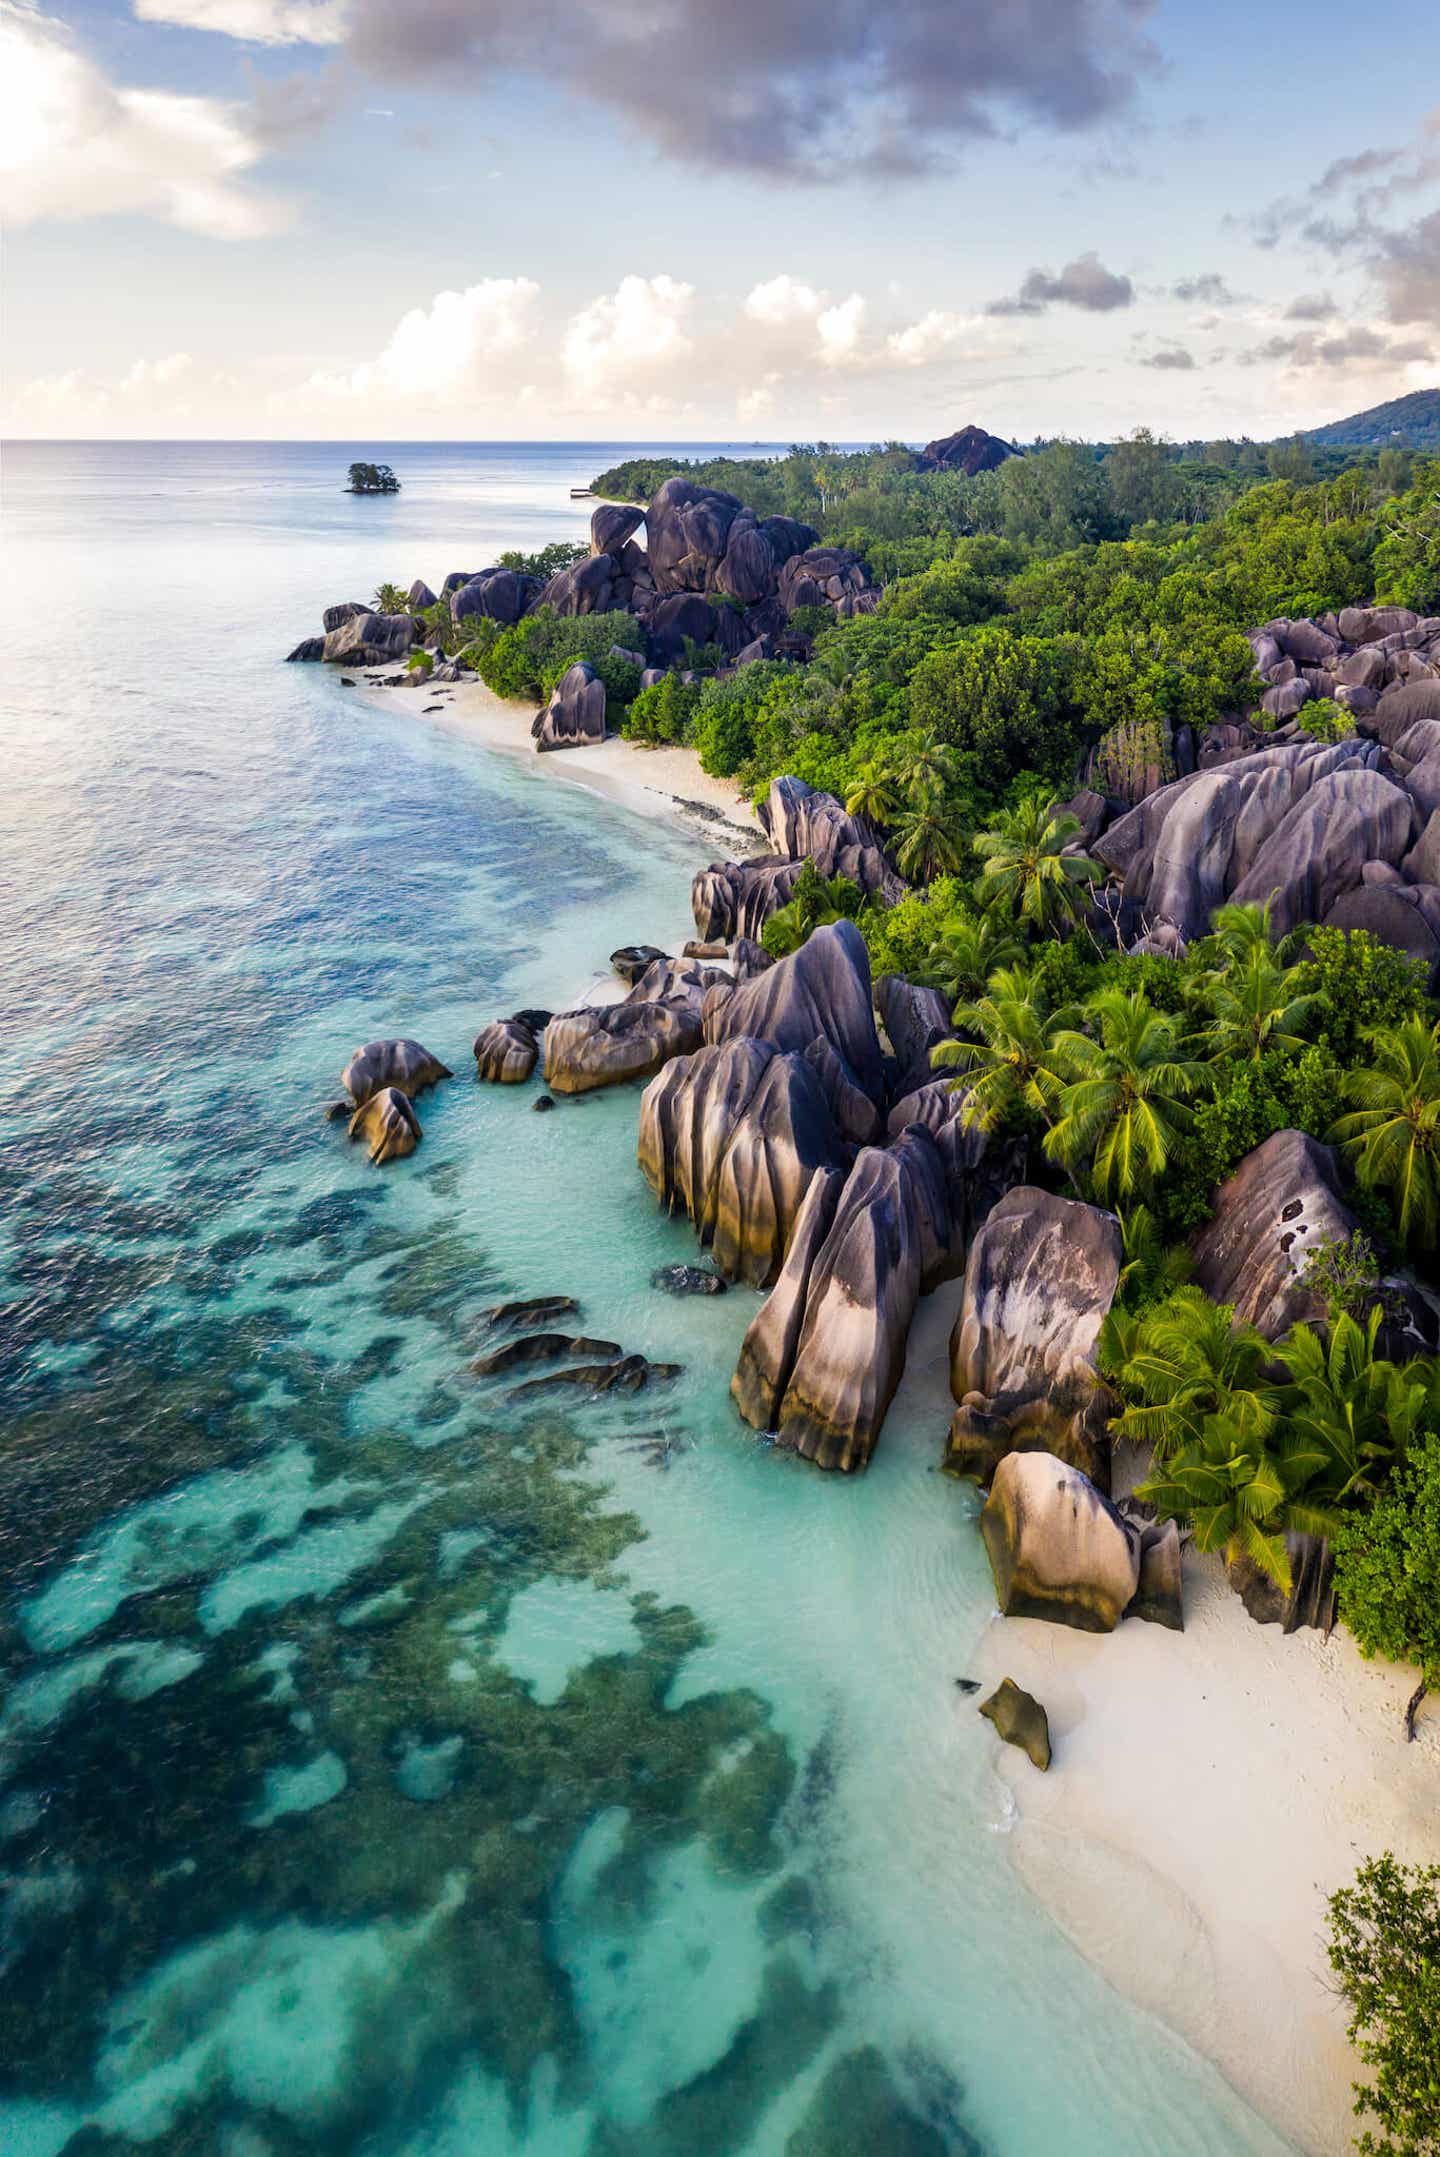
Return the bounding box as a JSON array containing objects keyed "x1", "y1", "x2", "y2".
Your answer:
[
  {"x1": 1331, "y1": 1018, "x2": 1440, "y2": 1250},
  {"x1": 1374, "y1": 466, "x2": 1440, "y2": 613},
  {"x1": 856, "y1": 877, "x2": 973, "y2": 984},
  {"x1": 1302, "y1": 1233, "x2": 1389, "y2": 1327},
  {"x1": 1292, "y1": 695, "x2": 1353, "y2": 744},
  {"x1": 933, "y1": 963, "x2": 1074, "y2": 1136},
  {"x1": 1276, "y1": 1307, "x2": 1433, "y2": 1506},
  {"x1": 1075, "y1": 615, "x2": 1258, "y2": 736},
  {"x1": 624, "y1": 673, "x2": 700, "y2": 746},
  {"x1": 692, "y1": 663, "x2": 798, "y2": 778},
  {"x1": 1296, "y1": 928, "x2": 1431, "y2": 1066},
  {"x1": 1045, "y1": 987, "x2": 1205, "y2": 1203},
  {"x1": 1334, "y1": 1432, "x2": 1440, "y2": 1732},
  {"x1": 1102, "y1": 1286, "x2": 1281, "y2": 1464},
  {"x1": 1326, "y1": 1852, "x2": 1440, "y2": 2155},
  {"x1": 974, "y1": 799, "x2": 1101, "y2": 937},
  {"x1": 760, "y1": 861, "x2": 864, "y2": 958},
  {"x1": 347, "y1": 461, "x2": 400, "y2": 494},
  {"x1": 1136, "y1": 1414, "x2": 1339, "y2": 1590},
  {"x1": 470, "y1": 608, "x2": 645, "y2": 708},
  {"x1": 371, "y1": 580, "x2": 407, "y2": 613},
  {"x1": 908, "y1": 626, "x2": 1081, "y2": 785},
  {"x1": 496, "y1": 541, "x2": 588, "y2": 579}
]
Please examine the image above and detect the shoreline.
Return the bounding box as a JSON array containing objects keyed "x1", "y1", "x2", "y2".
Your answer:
[
  {"x1": 349, "y1": 665, "x2": 764, "y2": 852},
  {"x1": 969, "y1": 1543, "x2": 1438, "y2": 2155}
]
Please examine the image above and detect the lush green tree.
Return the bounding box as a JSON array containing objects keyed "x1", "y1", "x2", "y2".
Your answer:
[
  {"x1": 891, "y1": 798, "x2": 967, "y2": 881},
  {"x1": 760, "y1": 861, "x2": 865, "y2": 958},
  {"x1": 1198, "y1": 944, "x2": 1318, "y2": 1062},
  {"x1": 927, "y1": 910, "x2": 1027, "y2": 1003},
  {"x1": 1296, "y1": 927, "x2": 1431, "y2": 1066},
  {"x1": 1331, "y1": 1019, "x2": 1440, "y2": 1250},
  {"x1": 1045, "y1": 989, "x2": 1205, "y2": 1203},
  {"x1": 347, "y1": 461, "x2": 400, "y2": 494},
  {"x1": 496, "y1": 540, "x2": 588, "y2": 579},
  {"x1": 1101, "y1": 1285, "x2": 1280, "y2": 1462},
  {"x1": 1374, "y1": 465, "x2": 1440, "y2": 613},
  {"x1": 1333, "y1": 1431, "x2": 1440, "y2": 1740},
  {"x1": 1327, "y1": 1852, "x2": 1440, "y2": 2154},
  {"x1": 468, "y1": 608, "x2": 645, "y2": 710},
  {"x1": 1136, "y1": 1411, "x2": 1340, "y2": 1590},
  {"x1": 933, "y1": 965, "x2": 1074, "y2": 1132},
  {"x1": 1277, "y1": 1308, "x2": 1435, "y2": 1506},
  {"x1": 844, "y1": 765, "x2": 904, "y2": 828},
  {"x1": 371, "y1": 580, "x2": 407, "y2": 613},
  {"x1": 973, "y1": 800, "x2": 1100, "y2": 936},
  {"x1": 1201, "y1": 897, "x2": 1306, "y2": 970},
  {"x1": 1103, "y1": 428, "x2": 1184, "y2": 529},
  {"x1": 623, "y1": 672, "x2": 700, "y2": 746},
  {"x1": 907, "y1": 626, "x2": 1081, "y2": 785}
]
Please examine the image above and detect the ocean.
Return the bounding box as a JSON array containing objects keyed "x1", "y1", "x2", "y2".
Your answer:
[{"x1": 0, "y1": 441, "x2": 1293, "y2": 2156}]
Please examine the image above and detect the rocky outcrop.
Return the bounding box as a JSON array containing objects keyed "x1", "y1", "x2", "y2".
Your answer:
[
  {"x1": 591, "y1": 502, "x2": 645, "y2": 557},
  {"x1": 875, "y1": 975, "x2": 953, "y2": 1095},
  {"x1": 980, "y1": 1451, "x2": 1140, "y2": 1633},
  {"x1": 1227, "y1": 1534, "x2": 1337, "y2": 1632},
  {"x1": 758, "y1": 774, "x2": 879, "y2": 863},
  {"x1": 943, "y1": 1189, "x2": 1122, "y2": 1490},
  {"x1": 1228, "y1": 765, "x2": 1415, "y2": 932},
  {"x1": 348, "y1": 1086, "x2": 421, "y2": 1165},
  {"x1": 731, "y1": 1131, "x2": 950, "y2": 1470},
  {"x1": 692, "y1": 781, "x2": 903, "y2": 944},
  {"x1": 702, "y1": 920, "x2": 886, "y2": 1104},
  {"x1": 1190, "y1": 1130, "x2": 1358, "y2": 1339},
  {"x1": 643, "y1": 476, "x2": 819, "y2": 606},
  {"x1": 450, "y1": 568, "x2": 544, "y2": 627},
  {"x1": 978, "y1": 1678, "x2": 1051, "y2": 1769},
  {"x1": 914, "y1": 424, "x2": 1017, "y2": 476},
  {"x1": 610, "y1": 944, "x2": 669, "y2": 986},
  {"x1": 532, "y1": 661, "x2": 606, "y2": 751},
  {"x1": 322, "y1": 611, "x2": 416, "y2": 665},
  {"x1": 285, "y1": 636, "x2": 325, "y2": 662},
  {"x1": 1130, "y1": 1517, "x2": 1184, "y2": 1631},
  {"x1": 473, "y1": 1017, "x2": 539, "y2": 1084},
  {"x1": 778, "y1": 547, "x2": 881, "y2": 619},
  {"x1": 342, "y1": 1038, "x2": 452, "y2": 1108},
  {"x1": 545, "y1": 961, "x2": 715, "y2": 1096}
]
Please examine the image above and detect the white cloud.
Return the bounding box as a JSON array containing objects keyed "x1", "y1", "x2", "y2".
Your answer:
[
  {"x1": 743, "y1": 275, "x2": 826, "y2": 329},
  {"x1": 886, "y1": 310, "x2": 975, "y2": 366},
  {"x1": 562, "y1": 274, "x2": 695, "y2": 401},
  {"x1": 304, "y1": 277, "x2": 542, "y2": 398},
  {"x1": 133, "y1": 0, "x2": 349, "y2": 42},
  {"x1": 120, "y1": 352, "x2": 194, "y2": 392},
  {"x1": 815, "y1": 293, "x2": 867, "y2": 367},
  {"x1": 0, "y1": 3, "x2": 289, "y2": 238}
]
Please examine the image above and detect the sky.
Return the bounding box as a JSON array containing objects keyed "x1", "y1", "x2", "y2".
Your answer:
[{"x1": 3, "y1": 0, "x2": 1439, "y2": 442}]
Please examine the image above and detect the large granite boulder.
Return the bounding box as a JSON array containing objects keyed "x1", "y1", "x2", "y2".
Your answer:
[
  {"x1": 980, "y1": 1451, "x2": 1140, "y2": 1633},
  {"x1": 690, "y1": 780, "x2": 903, "y2": 942},
  {"x1": 348, "y1": 1086, "x2": 421, "y2": 1166},
  {"x1": 1227, "y1": 1534, "x2": 1336, "y2": 1632},
  {"x1": 539, "y1": 553, "x2": 624, "y2": 616},
  {"x1": 645, "y1": 478, "x2": 746, "y2": 595},
  {"x1": 875, "y1": 975, "x2": 953, "y2": 1096},
  {"x1": 1130, "y1": 1517, "x2": 1184, "y2": 1632},
  {"x1": 914, "y1": 425, "x2": 1016, "y2": 476},
  {"x1": 943, "y1": 1189, "x2": 1121, "y2": 1489},
  {"x1": 1228, "y1": 765, "x2": 1415, "y2": 933},
  {"x1": 702, "y1": 920, "x2": 886, "y2": 1105},
  {"x1": 451, "y1": 568, "x2": 543, "y2": 626},
  {"x1": 1189, "y1": 1130, "x2": 1358, "y2": 1338},
  {"x1": 545, "y1": 962, "x2": 713, "y2": 1096},
  {"x1": 591, "y1": 502, "x2": 645, "y2": 557},
  {"x1": 473, "y1": 1017, "x2": 539, "y2": 1084},
  {"x1": 731, "y1": 1131, "x2": 948, "y2": 1470},
  {"x1": 533, "y1": 661, "x2": 606, "y2": 751},
  {"x1": 1338, "y1": 604, "x2": 1419, "y2": 645},
  {"x1": 758, "y1": 775, "x2": 880, "y2": 863},
  {"x1": 322, "y1": 611, "x2": 416, "y2": 665},
  {"x1": 323, "y1": 601, "x2": 369, "y2": 631},
  {"x1": 342, "y1": 1038, "x2": 452, "y2": 1109},
  {"x1": 646, "y1": 591, "x2": 720, "y2": 660},
  {"x1": 778, "y1": 546, "x2": 878, "y2": 619},
  {"x1": 286, "y1": 636, "x2": 325, "y2": 662},
  {"x1": 407, "y1": 579, "x2": 438, "y2": 612}
]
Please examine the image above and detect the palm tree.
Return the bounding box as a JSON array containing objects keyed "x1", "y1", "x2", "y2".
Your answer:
[
  {"x1": 928, "y1": 911, "x2": 1026, "y2": 1004},
  {"x1": 1136, "y1": 1413, "x2": 1341, "y2": 1592},
  {"x1": 1275, "y1": 1307, "x2": 1436, "y2": 1504},
  {"x1": 1202, "y1": 897, "x2": 1306, "y2": 969},
  {"x1": 1044, "y1": 987, "x2": 1206, "y2": 1203},
  {"x1": 1199, "y1": 944, "x2": 1318, "y2": 1063},
  {"x1": 1112, "y1": 1203, "x2": 1192, "y2": 1309},
  {"x1": 974, "y1": 800, "x2": 1101, "y2": 937},
  {"x1": 892, "y1": 800, "x2": 966, "y2": 882},
  {"x1": 372, "y1": 580, "x2": 407, "y2": 614},
  {"x1": 894, "y1": 732, "x2": 961, "y2": 804},
  {"x1": 1330, "y1": 1018, "x2": 1440, "y2": 1249},
  {"x1": 844, "y1": 766, "x2": 903, "y2": 830},
  {"x1": 933, "y1": 965, "x2": 1073, "y2": 1132},
  {"x1": 1101, "y1": 1283, "x2": 1278, "y2": 1463}
]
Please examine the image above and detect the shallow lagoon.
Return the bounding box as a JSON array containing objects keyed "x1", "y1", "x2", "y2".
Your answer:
[{"x1": 0, "y1": 443, "x2": 1295, "y2": 2155}]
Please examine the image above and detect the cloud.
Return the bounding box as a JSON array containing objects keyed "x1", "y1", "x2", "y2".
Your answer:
[
  {"x1": 330, "y1": 0, "x2": 1161, "y2": 181},
  {"x1": 815, "y1": 293, "x2": 868, "y2": 367},
  {"x1": 1171, "y1": 271, "x2": 1235, "y2": 305},
  {"x1": 133, "y1": 0, "x2": 348, "y2": 38},
  {"x1": 0, "y1": 2, "x2": 290, "y2": 237},
  {"x1": 1376, "y1": 207, "x2": 1440, "y2": 326},
  {"x1": 1241, "y1": 324, "x2": 1433, "y2": 370},
  {"x1": 743, "y1": 275, "x2": 826, "y2": 330},
  {"x1": 988, "y1": 250, "x2": 1133, "y2": 315},
  {"x1": 885, "y1": 309, "x2": 976, "y2": 365},
  {"x1": 1144, "y1": 345, "x2": 1196, "y2": 370},
  {"x1": 562, "y1": 275, "x2": 695, "y2": 401},
  {"x1": 304, "y1": 276, "x2": 541, "y2": 397},
  {"x1": 1285, "y1": 292, "x2": 1337, "y2": 321}
]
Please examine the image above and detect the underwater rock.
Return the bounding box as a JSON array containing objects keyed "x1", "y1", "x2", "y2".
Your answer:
[
  {"x1": 341, "y1": 1037, "x2": 452, "y2": 1109},
  {"x1": 347, "y1": 1086, "x2": 421, "y2": 1165},
  {"x1": 506, "y1": 1352, "x2": 661, "y2": 1399},
  {"x1": 978, "y1": 1678, "x2": 1052, "y2": 1771},
  {"x1": 532, "y1": 1094, "x2": 556, "y2": 1113},
  {"x1": 473, "y1": 1016, "x2": 539, "y2": 1083},
  {"x1": 470, "y1": 1333, "x2": 622, "y2": 1374},
  {"x1": 943, "y1": 1187, "x2": 1121, "y2": 1490},
  {"x1": 651, "y1": 1263, "x2": 727, "y2": 1295},
  {"x1": 981, "y1": 1451, "x2": 1140, "y2": 1634},
  {"x1": 482, "y1": 1294, "x2": 579, "y2": 1330}
]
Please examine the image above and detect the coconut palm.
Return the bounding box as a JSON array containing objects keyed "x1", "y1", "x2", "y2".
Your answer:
[
  {"x1": 1044, "y1": 987, "x2": 1206, "y2": 1203},
  {"x1": 974, "y1": 800, "x2": 1101, "y2": 937},
  {"x1": 1275, "y1": 1307, "x2": 1437, "y2": 1504},
  {"x1": 893, "y1": 732, "x2": 961, "y2": 804},
  {"x1": 1101, "y1": 1283, "x2": 1278, "y2": 1463},
  {"x1": 891, "y1": 800, "x2": 966, "y2": 882},
  {"x1": 928, "y1": 911, "x2": 1027, "y2": 1005},
  {"x1": 372, "y1": 580, "x2": 408, "y2": 614},
  {"x1": 1112, "y1": 1203, "x2": 1192, "y2": 1310},
  {"x1": 932, "y1": 965, "x2": 1073, "y2": 1132},
  {"x1": 844, "y1": 766, "x2": 903, "y2": 830},
  {"x1": 1199, "y1": 944, "x2": 1319, "y2": 1063},
  {"x1": 1202, "y1": 897, "x2": 1306, "y2": 969},
  {"x1": 1330, "y1": 1018, "x2": 1440, "y2": 1249},
  {"x1": 1136, "y1": 1413, "x2": 1341, "y2": 1592}
]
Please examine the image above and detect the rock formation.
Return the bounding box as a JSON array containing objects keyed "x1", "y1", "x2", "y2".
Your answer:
[
  {"x1": 473, "y1": 1017, "x2": 540, "y2": 1084},
  {"x1": 978, "y1": 1678, "x2": 1051, "y2": 1770},
  {"x1": 532, "y1": 661, "x2": 607, "y2": 750},
  {"x1": 980, "y1": 1451, "x2": 1140, "y2": 1633},
  {"x1": 1226, "y1": 1535, "x2": 1337, "y2": 1632},
  {"x1": 321, "y1": 611, "x2": 417, "y2": 666},
  {"x1": 1189, "y1": 1129, "x2": 1359, "y2": 1338},
  {"x1": 913, "y1": 424, "x2": 1017, "y2": 476},
  {"x1": 341, "y1": 1038, "x2": 452, "y2": 1109},
  {"x1": 1129, "y1": 1517, "x2": 1184, "y2": 1631},
  {"x1": 693, "y1": 781, "x2": 904, "y2": 944},
  {"x1": 545, "y1": 960, "x2": 717, "y2": 1096},
  {"x1": 702, "y1": 920, "x2": 886, "y2": 1105},
  {"x1": 348, "y1": 1086, "x2": 421, "y2": 1165},
  {"x1": 943, "y1": 1189, "x2": 1122, "y2": 1489},
  {"x1": 610, "y1": 944, "x2": 669, "y2": 986}
]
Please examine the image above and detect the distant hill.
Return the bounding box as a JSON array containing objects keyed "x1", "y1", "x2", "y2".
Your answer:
[{"x1": 1301, "y1": 388, "x2": 1440, "y2": 450}]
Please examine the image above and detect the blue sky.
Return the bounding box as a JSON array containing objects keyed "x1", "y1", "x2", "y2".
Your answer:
[{"x1": 5, "y1": 0, "x2": 1438, "y2": 438}]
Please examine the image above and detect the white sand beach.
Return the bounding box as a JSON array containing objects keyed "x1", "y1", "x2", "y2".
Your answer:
[
  {"x1": 354, "y1": 667, "x2": 763, "y2": 848},
  {"x1": 967, "y1": 1539, "x2": 1438, "y2": 2155}
]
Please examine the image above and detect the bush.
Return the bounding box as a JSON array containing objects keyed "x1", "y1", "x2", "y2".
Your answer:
[
  {"x1": 1297, "y1": 928, "x2": 1432, "y2": 1067},
  {"x1": 1333, "y1": 1429, "x2": 1440, "y2": 1740},
  {"x1": 907, "y1": 625, "x2": 1082, "y2": 787},
  {"x1": 623, "y1": 673, "x2": 700, "y2": 746},
  {"x1": 689, "y1": 662, "x2": 798, "y2": 778},
  {"x1": 1326, "y1": 1852, "x2": 1440, "y2": 2154},
  {"x1": 472, "y1": 609, "x2": 645, "y2": 706}
]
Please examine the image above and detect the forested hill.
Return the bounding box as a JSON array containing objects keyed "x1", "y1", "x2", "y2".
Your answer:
[{"x1": 1302, "y1": 388, "x2": 1440, "y2": 450}]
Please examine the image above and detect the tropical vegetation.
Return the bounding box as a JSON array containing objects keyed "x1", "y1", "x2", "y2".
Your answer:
[{"x1": 1326, "y1": 1853, "x2": 1440, "y2": 2154}]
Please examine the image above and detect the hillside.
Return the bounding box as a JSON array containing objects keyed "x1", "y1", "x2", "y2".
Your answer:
[{"x1": 1301, "y1": 386, "x2": 1440, "y2": 450}]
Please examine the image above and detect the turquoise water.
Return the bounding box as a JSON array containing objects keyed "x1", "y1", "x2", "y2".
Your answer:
[{"x1": 0, "y1": 443, "x2": 1295, "y2": 2155}]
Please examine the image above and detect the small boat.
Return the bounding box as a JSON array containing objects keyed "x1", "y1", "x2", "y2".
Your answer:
[{"x1": 570, "y1": 487, "x2": 594, "y2": 499}]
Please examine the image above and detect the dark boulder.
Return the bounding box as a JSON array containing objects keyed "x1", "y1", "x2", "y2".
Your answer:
[
  {"x1": 323, "y1": 611, "x2": 416, "y2": 665},
  {"x1": 451, "y1": 569, "x2": 543, "y2": 627},
  {"x1": 342, "y1": 1038, "x2": 451, "y2": 1109},
  {"x1": 347, "y1": 1086, "x2": 421, "y2": 1166},
  {"x1": 1129, "y1": 1518, "x2": 1184, "y2": 1631},
  {"x1": 591, "y1": 502, "x2": 645, "y2": 557},
  {"x1": 539, "y1": 553, "x2": 621, "y2": 617},
  {"x1": 777, "y1": 546, "x2": 876, "y2": 619},
  {"x1": 533, "y1": 661, "x2": 606, "y2": 751},
  {"x1": 914, "y1": 425, "x2": 1016, "y2": 476},
  {"x1": 286, "y1": 637, "x2": 325, "y2": 662},
  {"x1": 978, "y1": 1678, "x2": 1051, "y2": 1770},
  {"x1": 875, "y1": 975, "x2": 953, "y2": 1096},
  {"x1": 1189, "y1": 1130, "x2": 1358, "y2": 1339},
  {"x1": 323, "y1": 601, "x2": 368, "y2": 631},
  {"x1": 702, "y1": 920, "x2": 886, "y2": 1105},
  {"x1": 545, "y1": 961, "x2": 713, "y2": 1096},
  {"x1": 473, "y1": 1017, "x2": 539, "y2": 1084},
  {"x1": 944, "y1": 1188, "x2": 1121, "y2": 1489},
  {"x1": 1228, "y1": 765, "x2": 1415, "y2": 933},
  {"x1": 611, "y1": 944, "x2": 670, "y2": 986},
  {"x1": 1227, "y1": 1535, "x2": 1336, "y2": 1632},
  {"x1": 651, "y1": 1264, "x2": 727, "y2": 1296},
  {"x1": 645, "y1": 477, "x2": 745, "y2": 595},
  {"x1": 647, "y1": 591, "x2": 720, "y2": 660},
  {"x1": 980, "y1": 1451, "x2": 1139, "y2": 1633},
  {"x1": 407, "y1": 579, "x2": 438, "y2": 612}
]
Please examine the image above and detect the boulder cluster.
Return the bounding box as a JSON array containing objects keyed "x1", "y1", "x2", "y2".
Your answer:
[
  {"x1": 336, "y1": 1037, "x2": 451, "y2": 1163},
  {"x1": 912, "y1": 424, "x2": 1018, "y2": 476},
  {"x1": 286, "y1": 479, "x2": 880, "y2": 689},
  {"x1": 692, "y1": 774, "x2": 906, "y2": 943}
]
